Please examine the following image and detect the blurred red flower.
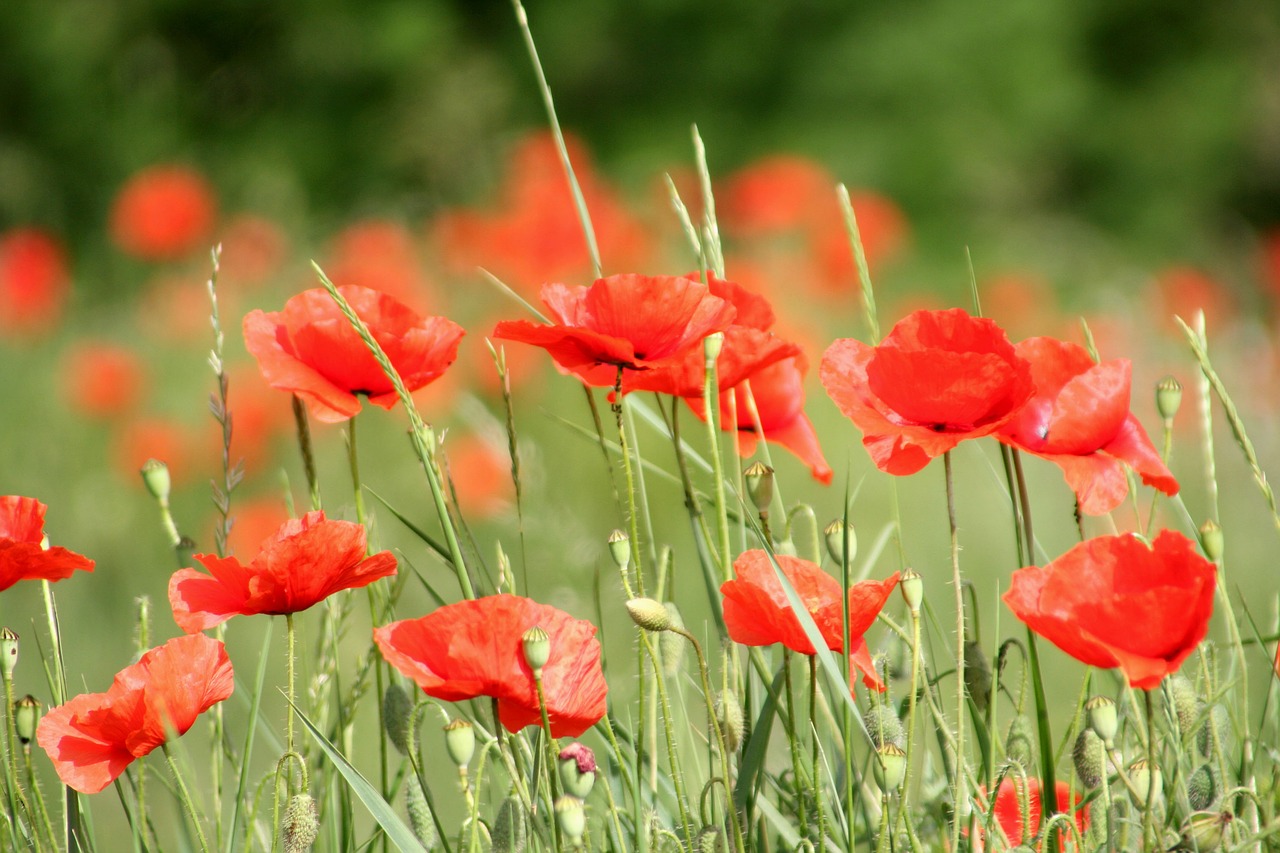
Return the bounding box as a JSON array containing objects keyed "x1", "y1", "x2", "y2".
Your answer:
[
  {"x1": 998, "y1": 337, "x2": 1177, "y2": 514},
  {"x1": 60, "y1": 342, "x2": 147, "y2": 419},
  {"x1": 110, "y1": 165, "x2": 217, "y2": 261},
  {"x1": 169, "y1": 511, "x2": 396, "y2": 632},
  {"x1": 0, "y1": 228, "x2": 70, "y2": 336},
  {"x1": 217, "y1": 495, "x2": 292, "y2": 560},
  {"x1": 493, "y1": 274, "x2": 737, "y2": 389},
  {"x1": 216, "y1": 214, "x2": 288, "y2": 292},
  {"x1": 374, "y1": 594, "x2": 607, "y2": 737},
  {"x1": 244, "y1": 284, "x2": 464, "y2": 423},
  {"x1": 973, "y1": 778, "x2": 1088, "y2": 851},
  {"x1": 113, "y1": 417, "x2": 201, "y2": 485},
  {"x1": 821, "y1": 308, "x2": 1033, "y2": 475},
  {"x1": 36, "y1": 633, "x2": 233, "y2": 794},
  {"x1": 442, "y1": 433, "x2": 513, "y2": 519},
  {"x1": 721, "y1": 550, "x2": 898, "y2": 689},
  {"x1": 0, "y1": 496, "x2": 95, "y2": 592},
  {"x1": 324, "y1": 220, "x2": 430, "y2": 307},
  {"x1": 1003, "y1": 530, "x2": 1215, "y2": 689},
  {"x1": 1150, "y1": 266, "x2": 1234, "y2": 333}
]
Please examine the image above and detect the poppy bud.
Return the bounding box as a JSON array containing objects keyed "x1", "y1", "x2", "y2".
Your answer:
[
  {"x1": 382, "y1": 682, "x2": 414, "y2": 756},
  {"x1": 521, "y1": 627, "x2": 550, "y2": 674},
  {"x1": 405, "y1": 776, "x2": 437, "y2": 849},
  {"x1": 659, "y1": 601, "x2": 686, "y2": 676},
  {"x1": 696, "y1": 826, "x2": 728, "y2": 853},
  {"x1": 559, "y1": 743, "x2": 597, "y2": 800},
  {"x1": 864, "y1": 703, "x2": 906, "y2": 750},
  {"x1": 443, "y1": 719, "x2": 475, "y2": 768},
  {"x1": 873, "y1": 743, "x2": 907, "y2": 791},
  {"x1": 0, "y1": 627, "x2": 17, "y2": 679},
  {"x1": 1168, "y1": 674, "x2": 1199, "y2": 743},
  {"x1": 491, "y1": 795, "x2": 528, "y2": 853},
  {"x1": 743, "y1": 462, "x2": 774, "y2": 513},
  {"x1": 280, "y1": 793, "x2": 319, "y2": 853},
  {"x1": 715, "y1": 690, "x2": 745, "y2": 754},
  {"x1": 1086, "y1": 695, "x2": 1118, "y2": 746},
  {"x1": 895, "y1": 569, "x2": 921, "y2": 613},
  {"x1": 1128, "y1": 758, "x2": 1163, "y2": 806},
  {"x1": 1180, "y1": 810, "x2": 1233, "y2": 851},
  {"x1": 703, "y1": 332, "x2": 725, "y2": 363},
  {"x1": 1197, "y1": 703, "x2": 1231, "y2": 758},
  {"x1": 1072, "y1": 728, "x2": 1105, "y2": 789},
  {"x1": 1155, "y1": 375, "x2": 1182, "y2": 423},
  {"x1": 607, "y1": 529, "x2": 630, "y2": 571},
  {"x1": 1199, "y1": 519, "x2": 1224, "y2": 562},
  {"x1": 554, "y1": 795, "x2": 586, "y2": 843},
  {"x1": 14, "y1": 695, "x2": 40, "y2": 745},
  {"x1": 626, "y1": 598, "x2": 671, "y2": 633},
  {"x1": 140, "y1": 458, "x2": 171, "y2": 504},
  {"x1": 1004, "y1": 716, "x2": 1034, "y2": 770},
  {"x1": 964, "y1": 640, "x2": 992, "y2": 713},
  {"x1": 1188, "y1": 763, "x2": 1219, "y2": 811},
  {"x1": 823, "y1": 519, "x2": 856, "y2": 566}
]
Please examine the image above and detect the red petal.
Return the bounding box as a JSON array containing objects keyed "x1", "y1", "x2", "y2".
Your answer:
[{"x1": 244, "y1": 309, "x2": 361, "y2": 423}]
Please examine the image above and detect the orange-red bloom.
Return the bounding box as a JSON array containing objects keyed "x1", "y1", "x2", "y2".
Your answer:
[
  {"x1": 0, "y1": 496, "x2": 94, "y2": 592},
  {"x1": 973, "y1": 778, "x2": 1088, "y2": 851},
  {"x1": 492, "y1": 274, "x2": 737, "y2": 389},
  {"x1": 0, "y1": 228, "x2": 70, "y2": 336},
  {"x1": 110, "y1": 165, "x2": 217, "y2": 261},
  {"x1": 1004, "y1": 530, "x2": 1215, "y2": 689},
  {"x1": 169, "y1": 511, "x2": 397, "y2": 632},
  {"x1": 374, "y1": 594, "x2": 607, "y2": 737},
  {"x1": 999, "y1": 337, "x2": 1177, "y2": 515},
  {"x1": 721, "y1": 550, "x2": 898, "y2": 689},
  {"x1": 821, "y1": 308, "x2": 1033, "y2": 475},
  {"x1": 60, "y1": 342, "x2": 147, "y2": 419},
  {"x1": 37, "y1": 633, "x2": 233, "y2": 794},
  {"x1": 244, "y1": 285, "x2": 464, "y2": 423}
]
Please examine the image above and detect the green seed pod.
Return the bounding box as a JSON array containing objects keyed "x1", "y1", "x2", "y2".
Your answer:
[
  {"x1": 625, "y1": 598, "x2": 671, "y2": 633},
  {"x1": 873, "y1": 743, "x2": 907, "y2": 791},
  {"x1": 1199, "y1": 520, "x2": 1224, "y2": 562},
  {"x1": 659, "y1": 602, "x2": 686, "y2": 677},
  {"x1": 696, "y1": 825, "x2": 728, "y2": 853},
  {"x1": 0, "y1": 627, "x2": 17, "y2": 680},
  {"x1": 899, "y1": 568, "x2": 923, "y2": 612},
  {"x1": 743, "y1": 462, "x2": 774, "y2": 513},
  {"x1": 824, "y1": 519, "x2": 856, "y2": 566},
  {"x1": 715, "y1": 691, "x2": 745, "y2": 754},
  {"x1": 963, "y1": 640, "x2": 992, "y2": 714},
  {"x1": 1180, "y1": 810, "x2": 1233, "y2": 851},
  {"x1": 1168, "y1": 675, "x2": 1199, "y2": 743},
  {"x1": 1128, "y1": 758, "x2": 1163, "y2": 807},
  {"x1": 1187, "y1": 763, "x2": 1218, "y2": 811},
  {"x1": 443, "y1": 719, "x2": 475, "y2": 768},
  {"x1": 1155, "y1": 375, "x2": 1183, "y2": 423},
  {"x1": 554, "y1": 796, "x2": 586, "y2": 842},
  {"x1": 491, "y1": 795, "x2": 529, "y2": 853},
  {"x1": 607, "y1": 529, "x2": 631, "y2": 571},
  {"x1": 405, "y1": 776, "x2": 437, "y2": 849},
  {"x1": 140, "y1": 458, "x2": 172, "y2": 504},
  {"x1": 703, "y1": 332, "x2": 725, "y2": 362},
  {"x1": 280, "y1": 793, "x2": 319, "y2": 853},
  {"x1": 14, "y1": 695, "x2": 40, "y2": 745},
  {"x1": 1072, "y1": 728, "x2": 1106, "y2": 789},
  {"x1": 1004, "y1": 716, "x2": 1035, "y2": 771},
  {"x1": 1086, "y1": 695, "x2": 1118, "y2": 745},
  {"x1": 521, "y1": 627, "x2": 550, "y2": 674},
  {"x1": 382, "y1": 683, "x2": 414, "y2": 756},
  {"x1": 558, "y1": 743, "x2": 597, "y2": 800},
  {"x1": 1197, "y1": 703, "x2": 1231, "y2": 759},
  {"x1": 864, "y1": 703, "x2": 906, "y2": 750}
]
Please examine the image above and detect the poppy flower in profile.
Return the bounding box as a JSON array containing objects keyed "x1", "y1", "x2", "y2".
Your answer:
[
  {"x1": 973, "y1": 778, "x2": 1088, "y2": 851},
  {"x1": 721, "y1": 550, "x2": 898, "y2": 689},
  {"x1": 169, "y1": 511, "x2": 397, "y2": 633},
  {"x1": 0, "y1": 228, "x2": 70, "y2": 337},
  {"x1": 60, "y1": 342, "x2": 147, "y2": 419},
  {"x1": 1004, "y1": 530, "x2": 1215, "y2": 690},
  {"x1": 492, "y1": 274, "x2": 737, "y2": 389},
  {"x1": 0, "y1": 496, "x2": 95, "y2": 592},
  {"x1": 998, "y1": 337, "x2": 1178, "y2": 515},
  {"x1": 244, "y1": 284, "x2": 465, "y2": 423},
  {"x1": 36, "y1": 633, "x2": 233, "y2": 794},
  {"x1": 110, "y1": 165, "x2": 217, "y2": 261},
  {"x1": 821, "y1": 308, "x2": 1033, "y2": 475},
  {"x1": 374, "y1": 594, "x2": 607, "y2": 737}
]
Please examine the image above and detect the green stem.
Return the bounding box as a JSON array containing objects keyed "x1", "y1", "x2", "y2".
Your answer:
[
  {"x1": 163, "y1": 743, "x2": 211, "y2": 853},
  {"x1": 645, "y1": 635, "x2": 695, "y2": 848},
  {"x1": 808, "y1": 655, "x2": 828, "y2": 846},
  {"x1": 780, "y1": 652, "x2": 810, "y2": 829},
  {"x1": 943, "y1": 451, "x2": 967, "y2": 852},
  {"x1": 534, "y1": 675, "x2": 564, "y2": 853},
  {"x1": 286, "y1": 613, "x2": 296, "y2": 757},
  {"x1": 1142, "y1": 689, "x2": 1157, "y2": 850},
  {"x1": 895, "y1": 607, "x2": 926, "y2": 853},
  {"x1": 702, "y1": 350, "x2": 733, "y2": 585},
  {"x1": 291, "y1": 395, "x2": 322, "y2": 511}
]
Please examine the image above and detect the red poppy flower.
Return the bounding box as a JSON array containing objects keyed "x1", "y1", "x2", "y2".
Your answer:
[
  {"x1": 492, "y1": 274, "x2": 737, "y2": 389},
  {"x1": 60, "y1": 342, "x2": 147, "y2": 419},
  {"x1": 36, "y1": 633, "x2": 233, "y2": 794},
  {"x1": 0, "y1": 228, "x2": 70, "y2": 337},
  {"x1": 374, "y1": 594, "x2": 607, "y2": 737},
  {"x1": 821, "y1": 308, "x2": 1034, "y2": 475},
  {"x1": 721, "y1": 550, "x2": 898, "y2": 689},
  {"x1": 169, "y1": 511, "x2": 397, "y2": 632},
  {"x1": 110, "y1": 165, "x2": 217, "y2": 261},
  {"x1": 1003, "y1": 530, "x2": 1215, "y2": 689},
  {"x1": 0, "y1": 496, "x2": 95, "y2": 592},
  {"x1": 973, "y1": 778, "x2": 1088, "y2": 851},
  {"x1": 998, "y1": 337, "x2": 1178, "y2": 515},
  {"x1": 244, "y1": 284, "x2": 464, "y2": 423}
]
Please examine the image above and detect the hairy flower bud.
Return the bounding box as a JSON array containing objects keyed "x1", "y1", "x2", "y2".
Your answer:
[
  {"x1": 382, "y1": 682, "x2": 414, "y2": 756},
  {"x1": 659, "y1": 602, "x2": 686, "y2": 676},
  {"x1": 716, "y1": 691, "x2": 745, "y2": 754},
  {"x1": 1197, "y1": 703, "x2": 1231, "y2": 758},
  {"x1": 280, "y1": 793, "x2": 319, "y2": 853},
  {"x1": 1188, "y1": 763, "x2": 1219, "y2": 811},
  {"x1": 492, "y1": 795, "x2": 529, "y2": 853},
  {"x1": 1005, "y1": 716, "x2": 1034, "y2": 770},
  {"x1": 1168, "y1": 674, "x2": 1199, "y2": 743},
  {"x1": 864, "y1": 704, "x2": 906, "y2": 750},
  {"x1": 964, "y1": 640, "x2": 992, "y2": 714},
  {"x1": 405, "y1": 776, "x2": 437, "y2": 849},
  {"x1": 626, "y1": 598, "x2": 671, "y2": 633},
  {"x1": 1072, "y1": 728, "x2": 1105, "y2": 789}
]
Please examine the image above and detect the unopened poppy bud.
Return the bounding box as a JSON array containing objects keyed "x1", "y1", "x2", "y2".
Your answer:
[
  {"x1": 140, "y1": 458, "x2": 171, "y2": 504},
  {"x1": 14, "y1": 695, "x2": 39, "y2": 745},
  {"x1": 1168, "y1": 675, "x2": 1199, "y2": 742},
  {"x1": 899, "y1": 568, "x2": 923, "y2": 612},
  {"x1": 1197, "y1": 703, "x2": 1231, "y2": 758},
  {"x1": 703, "y1": 332, "x2": 724, "y2": 363},
  {"x1": 1155, "y1": 375, "x2": 1183, "y2": 422},
  {"x1": 864, "y1": 704, "x2": 906, "y2": 750},
  {"x1": 521, "y1": 626, "x2": 550, "y2": 674},
  {"x1": 1086, "y1": 695, "x2": 1118, "y2": 745},
  {"x1": 1188, "y1": 763, "x2": 1219, "y2": 811},
  {"x1": 743, "y1": 463, "x2": 774, "y2": 513},
  {"x1": 1072, "y1": 728, "x2": 1105, "y2": 789},
  {"x1": 715, "y1": 691, "x2": 745, "y2": 754},
  {"x1": 491, "y1": 795, "x2": 528, "y2": 853},
  {"x1": 696, "y1": 826, "x2": 728, "y2": 853},
  {"x1": 873, "y1": 743, "x2": 907, "y2": 791},
  {"x1": 964, "y1": 641, "x2": 992, "y2": 713},
  {"x1": 659, "y1": 602, "x2": 687, "y2": 676},
  {"x1": 1199, "y1": 519, "x2": 1224, "y2": 562},
  {"x1": 823, "y1": 519, "x2": 857, "y2": 565},
  {"x1": 382, "y1": 683, "x2": 414, "y2": 755},
  {"x1": 495, "y1": 542, "x2": 512, "y2": 592},
  {"x1": 0, "y1": 627, "x2": 17, "y2": 679},
  {"x1": 1180, "y1": 810, "x2": 1232, "y2": 851},
  {"x1": 405, "y1": 777, "x2": 437, "y2": 848},
  {"x1": 280, "y1": 793, "x2": 319, "y2": 853},
  {"x1": 554, "y1": 795, "x2": 587, "y2": 842},
  {"x1": 559, "y1": 742, "x2": 597, "y2": 800},
  {"x1": 443, "y1": 719, "x2": 475, "y2": 768},
  {"x1": 1004, "y1": 716, "x2": 1035, "y2": 770},
  {"x1": 626, "y1": 598, "x2": 671, "y2": 633},
  {"x1": 607, "y1": 529, "x2": 630, "y2": 571},
  {"x1": 1128, "y1": 758, "x2": 1163, "y2": 806}
]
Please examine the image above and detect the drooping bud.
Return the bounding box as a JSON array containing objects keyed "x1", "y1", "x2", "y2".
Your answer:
[
  {"x1": 405, "y1": 776, "x2": 437, "y2": 849},
  {"x1": 280, "y1": 793, "x2": 319, "y2": 853},
  {"x1": 1128, "y1": 758, "x2": 1163, "y2": 806},
  {"x1": 715, "y1": 691, "x2": 745, "y2": 754},
  {"x1": 626, "y1": 598, "x2": 671, "y2": 633},
  {"x1": 703, "y1": 332, "x2": 725, "y2": 363},
  {"x1": 1199, "y1": 520, "x2": 1224, "y2": 562},
  {"x1": 443, "y1": 719, "x2": 475, "y2": 768},
  {"x1": 659, "y1": 602, "x2": 687, "y2": 677},
  {"x1": 899, "y1": 568, "x2": 923, "y2": 613},
  {"x1": 491, "y1": 795, "x2": 529, "y2": 853},
  {"x1": 1168, "y1": 675, "x2": 1199, "y2": 742},
  {"x1": 743, "y1": 462, "x2": 774, "y2": 514},
  {"x1": 1187, "y1": 763, "x2": 1219, "y2": 811},
  {"x1": 140, "y1": 458, "x2": 172, "y2": 504},
  {"x1": 864, "y1": 704, "x2": 906, "y2": 750},
  {"x1": 559, "y1": 743, "x2": 597, "y2": 800},
  {"x1": 0, "y1": 628, "x2": 17, "y2": 680},
  {"x1": 873, "y1": 743, "x2": 907, "y2": 791},
  {"x1": 521, "y1": 627, "x2": 550, "y2": 675},
  {"x1": 1155, "y1": 375, "x2": 1183, "y2": 423},
  {"x1": 696, "y1": 826, "x2": 728, "y2": 853},
  {"x1": 14, "y1": 695, "x2": 40, "y2": 745},
  {"x1": 1072, "y1": 728, "x2": 1106, "y2": 789},
  {"x1": 382, "y1": 683, "x2": 414, "y2": 756},
  {"x1": 554, "y1": 796, "x2": 587, "y2": 843},
  {"x1": 1197, "y1": 703, "x2": 1231, "y2": 758},
  {"x1": 1086, "y1": 695, "x2": 1118, "y2": 746},
  {"x1": 964, "y1": 641, "x2": 992, "y2": 714},
  {"x1": 607, "y1": 529, "x2": 631, "y2": 571},
  {"x1": 1004, "y1": 716, "x2": 1034, "y2": 770},
  {"x1": 823, "y1": 519, "x2": 856, "y2": 566}
]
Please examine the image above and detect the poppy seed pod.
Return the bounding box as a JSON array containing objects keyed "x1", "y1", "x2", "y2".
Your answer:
[
  {"x1": 554, "y1": 796, "x2": 586, "y2": 842},
  {"x1": 1199, "y1": 519, "x2": 1224, "y2": 562},
  {"x1": 704, "y1": 331, "x2": 725, "y2": 362},
  {"x1": 1155, "y1": 375, "x2": 1183, "y2": 422},
  {"x1": 0, "y1": 627, "x2": 17, "y2": 679},
  {"x1": 1128, "y1": 758, "x2": 1163, "y2": 806},
  {"x1": 1086, "y1": 695, "x2": 1118, "y2": 745},
  {"x1": 521, "y1": 626, "x2": 551, "y2": 674},
  {"x1": 14, "y1": 694, "x2": 39, "y2": 745},
  {"x1": 1180, "y1": 810, "x2": 1233, "y2": 851},
  {"x1": 559, "y1": 742, "x2": 597, "y2": 800},
  {"x1": 823, "y1": 519, "x2": 856, "y2": 566},
  {"x1": 899, "y1": 568, "x2": 923, "y2": 612},
  {"x1": 607, "y1": 529, "x2": 630, "y2": 571},
  {"x1": 873, "y1": 743, "x2": 907, "y2": 791},
  {"x1": 743, "y1": 462, "x2": 774, "y2": 513},
  {"x1": 280, "y1": 793, "x2": 319, "y2": 853},
  {"x1": 443, "y1": 719, "x2": 475, "y2": 768},
  {"x1": 140, "y1": 458, "x2": 171, "y2": 504}
]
